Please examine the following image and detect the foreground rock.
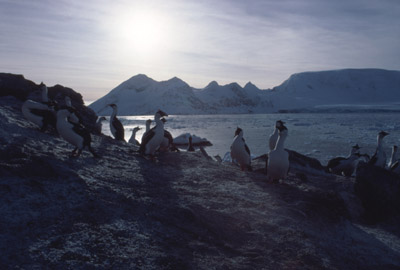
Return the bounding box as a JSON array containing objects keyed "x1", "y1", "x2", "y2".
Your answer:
[
  {"x1": 355, "y1": 162, "x2": 400, "y2": 223},
  {"x1": 1, "y1": 96, "x2": 400, "y2": 269}
]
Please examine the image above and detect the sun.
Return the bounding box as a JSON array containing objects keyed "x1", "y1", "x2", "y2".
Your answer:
[{"x1": 112, "y1": 9, "x2": 170, "y2": 54}]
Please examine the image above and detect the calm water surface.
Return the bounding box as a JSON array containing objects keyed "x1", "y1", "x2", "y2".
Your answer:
[{"x1": 101, "y1": 113, "x2": 400, "y2": 165}]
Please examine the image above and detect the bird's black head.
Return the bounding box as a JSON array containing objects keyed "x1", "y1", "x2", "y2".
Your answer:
[
  {"x1": 234, "y1": 127, "x2": 243, "y2": 136},
  {"x1": 108, "y1": 103, "x2": 117, "y2": 108},
  {"x1": 277, "y1": 124, "x2": 287, "y2": 132},
  {"x1": 352, "y1": 144, "x2": 360, "y2": 150},
  {"x1": 379, "y1": 131, "x2": 389, "y2": 137},
  {"x1": 276, "y1": 120, "x2": 285, "y2": 127},
  {"x1": 156, "y1": 110, "x2": 168, "y2": 117}
]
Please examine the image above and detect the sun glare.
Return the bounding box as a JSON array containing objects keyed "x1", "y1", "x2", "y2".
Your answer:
[{"x1": 111, "y1": 8, "x2": 171, "y2": 54}]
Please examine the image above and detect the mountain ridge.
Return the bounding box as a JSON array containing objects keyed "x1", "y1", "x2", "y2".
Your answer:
[{"x1": 89, "y1": 69, "x2": 400, "y2": 115}]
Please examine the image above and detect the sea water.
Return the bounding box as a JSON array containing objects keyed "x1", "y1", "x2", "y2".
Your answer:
[{"x1": 100, "y1": 113, "x2": 400, "y2": 165}]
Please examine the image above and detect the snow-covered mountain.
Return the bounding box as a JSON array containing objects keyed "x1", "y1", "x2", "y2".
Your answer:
[
  {"x1": 89, "y1": 74, "x2": 273, "y2": 115},
  {"x1": 89, "y1": 69, "x2": 400, "y2": 115},
  {"x1": 270, "y1": 69, "x2": 400, "y2": 111}
]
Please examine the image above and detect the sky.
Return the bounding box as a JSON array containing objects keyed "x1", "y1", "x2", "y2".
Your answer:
[{"x1": 1, "y1": 0, "x2": 399, "y2": 100}]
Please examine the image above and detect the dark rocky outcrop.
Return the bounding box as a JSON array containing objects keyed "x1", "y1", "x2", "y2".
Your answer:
[
  {"x1": 46, "y1": 84, "x2": 98, "y2": 133},
  {"x1": 254, "y1": 150, "x2": 325, "y2": 174},
  {"x1": 0, "y1": 73, "x2": 98, "y2": 133},
  {"x1": 287, "y1": 149, "x2": 325, "y2": 171},
  {"x1": 355, "y1": 162, "x2": 400, "y2": 222},
  {"x1": 0, "y1": 73, "x2": 38, "y2": 100}
]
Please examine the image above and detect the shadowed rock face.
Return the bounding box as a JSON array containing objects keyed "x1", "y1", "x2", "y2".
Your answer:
[
  {"x1": 254, "y1": 150, "x2": 325, "y2": 175},
  {"x1": 355, "y1": 162, "x2": 400, "y2": 223},
  {"x1": 287, "y1": 149, "x2": 325, "y2": 171},
  {"x1": 0, "y1": 73, "x2": 98, "y2": 133}
]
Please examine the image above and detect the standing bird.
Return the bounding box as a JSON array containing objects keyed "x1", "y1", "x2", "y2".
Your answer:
[
  {"x1": 267, "y1": 125, "x2": 289, "y2": 182},
  {"x1": 269, "y1": 120, "x2": 285, "y2": 151},
  {"x1": 95, "y1": 116, "x2": 107, "y2": 135},
  {"x1": 128, "y1": 126, "x2": 141, "y2": 145},
  {"x1": 139, "y1": 110, "x2": 168, "y2": 158},
  {"x1": 187, "y1": 136, "x2": 195, "y2": 152},
  {"x1": 368, "y1": 131, "x2": 389, "y2": 168},
  {"x1": 327, "y1": 144, "x2": 361, "y2": 176},
  {"x1": 389, "y1": 145, "x2": 400, "y2": 174},
  {"x1": 64, "y1": 96, "x2": 72, "y2": 107},
  {"x1": 230, "y1": 127, "x2": 252, "y2": 171},
  {"x1": 390, "y1": 160, "x2": 400, "y2": 175},
  {"x1": 108, "y1": 104, "x2": 125, "y2": 141},
  {"x1": 22, "y1": 83, "x2": 57, "y2": 131},
  {"x1": 159, "y1": 118, "x2": 180, "y2": 152},
  {"x1": 63, "y1": 96, "x2": 80, "y2": 124},
  {"x1": 56, "y1": 108, "x2": 98, "y2": 158},
  {"x1": 141, "y1": 119, "x2": 152, "y2": 144},
  {"x1": 39, "y1": 82, "x2": 50, "y2": 104},
  {"x1": 388, "y1": 145, "x2": 398, "y2": 169}
]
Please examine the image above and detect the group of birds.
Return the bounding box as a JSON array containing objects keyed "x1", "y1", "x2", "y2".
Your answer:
[
  {"x1": 105, "y1": 104, "x2": 180, "y2": 158},
  {"x1": 327, "y1": 130, "x2": 400, "y2": 176},
  {"x1": 21, "y1": 84, "x2": 399, "y2": 181},
  {"x1": 22, "y1": 83, "x2": 98, "y2": 158},
  {"x1": 21, "y1": 84, "x2": 184, "y2": 159},
  {"x1": 230, "y1": 119, "x2": 400, "y2": 181},
  {"x1": 230, "y1": 120, "x2": 289, "y2": 182}
]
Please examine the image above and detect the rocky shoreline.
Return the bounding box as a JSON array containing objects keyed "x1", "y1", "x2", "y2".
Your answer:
[{"x1": 1, "y1": 74, "x2": 400, "y2": 269}]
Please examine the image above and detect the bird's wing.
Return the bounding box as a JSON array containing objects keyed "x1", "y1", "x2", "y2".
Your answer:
[
  {"x1": 139, "y1": 127, "x2": 155, "y2": 153},
  {"x1": 390, "y1": 160, "x2": 399, "y2": 171},
  {"x1": 112, "y1": 117, "x2": 125, "y2": 141},
  {"x1": 244, "y1": 143, "x2": 251, "y2": 156},
  {"x1": 164, "y1": 130, "x2": 174, "y2": 144},
  {"x1": 327, "y1": 157, "x2": 346, "y2": 169},
  {"x1": 368, "y1": 150, "x2": 378, "y2": 166},
  {"x1": 72, "y1": 123, "x2": 91, "y2": 145}
]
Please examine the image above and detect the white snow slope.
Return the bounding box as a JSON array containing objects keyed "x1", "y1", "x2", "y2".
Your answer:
[{"x1": 89, "y1": 69, "x2": 400, "y2": 115}]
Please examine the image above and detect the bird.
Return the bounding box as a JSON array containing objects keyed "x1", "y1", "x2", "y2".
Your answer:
[
  {"x1": 21, "y1": 83, "x2": 57, "y2": 131},
  {"x1": 64, "y1": 96, "x2": 72, "y2": 107},
  {"x1": 56, "y1": 108, "x2": 98, "y2": 158},
  {"x1": 269, "y1": 120, "x2": 285, "y2": 151},
  {"x1": 159, "y1": 118, "x2": 180, "y2": 152},
  {"x1": 139, "y1": 110, "x2": 168, "y2": 158},
  {"x1": 39, "y1": 82, "x2": 50, "y2": 104},
  {"x1": 368, "y1": 131, "x2": 389, "y2": 168},
  {"x1": 141, "y1": 119, "x2": 152, "y2": 144},
  {"x1": 63, "y1": 96, "x2": 80, "y2": 124},
  {"x1": 128, "y1": 126, "x2": 141, "y2": 145},
  {"x1": 108, "y1": 104, "x2": 125, "y2": 141},
  {"x1": 230, "y1": 127, "x2": 252, "y2": 171},
  {"x1": 389, "y1": 160, "x2": 400, "y2": 175},
  {"x1": 267, "y1": 124, "x2": 289, "y2": 182},
  {"x1": 388, "y1": 145, "x2": 398, "y2": 169},
  {"x1": 388, "y1": 145, "x2": 400, "y2": 174},
  {"x1": 187, "y1": 136, "x2": 195, "y2": 152},
  {"x1": 94, "y1": 116, "x2": 107, "y2": 135},
  {"x1": 327, "y1": 144, "x2": 361, "y2": 176}
]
